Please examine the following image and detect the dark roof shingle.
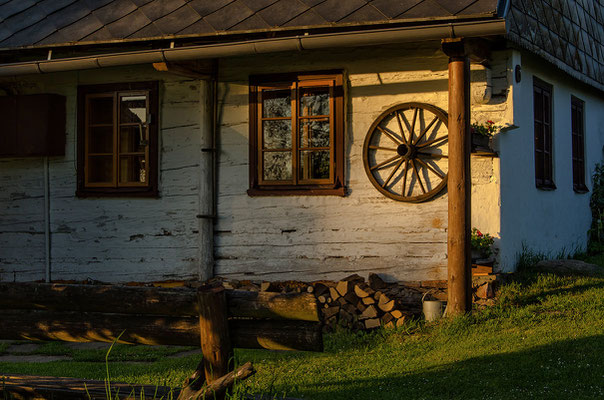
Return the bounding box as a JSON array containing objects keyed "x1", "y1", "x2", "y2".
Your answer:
[{"x1": 0, "y1": 0, "x2": 499, "y2": 49}]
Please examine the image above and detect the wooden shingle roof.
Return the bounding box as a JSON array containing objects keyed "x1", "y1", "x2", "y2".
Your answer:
[{"x1": 0, "y1": 0, "x2": 500, "y2": 49}]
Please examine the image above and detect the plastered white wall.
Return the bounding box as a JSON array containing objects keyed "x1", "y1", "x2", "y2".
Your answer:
[
  {"x1": 497, "y1": 51, "x2": 604, "y2": 270},
  {"x1": 0, "y1": 66, "x2": 205, "y2": 282}
]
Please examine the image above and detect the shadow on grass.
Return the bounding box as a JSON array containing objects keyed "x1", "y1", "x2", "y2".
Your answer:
[{"x1": 294, "y1": 335, "x2": 604, "y2": 400}]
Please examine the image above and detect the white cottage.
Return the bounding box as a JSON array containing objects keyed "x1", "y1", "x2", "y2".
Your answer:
[{"x1": 0, "y1": 1, "x2": 603, "y2": 299}]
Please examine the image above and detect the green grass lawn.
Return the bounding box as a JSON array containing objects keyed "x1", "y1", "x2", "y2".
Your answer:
[{"x1": 1, "y1": 267, "x2": 604, "y2": 399}]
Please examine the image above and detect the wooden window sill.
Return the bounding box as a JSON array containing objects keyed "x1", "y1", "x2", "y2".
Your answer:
[
  {"x1": 76, "y1": 188, "x2": 159, "y2": 198},
  {"x1": 573, "y1": 185, "x2": 589, "y2": 194},
  {"x1": 536, "y1": 182, "x2": 557, "y2": 191},
  {"x1": 247, "y1": 187, "x2": 346, "y2": 197}
]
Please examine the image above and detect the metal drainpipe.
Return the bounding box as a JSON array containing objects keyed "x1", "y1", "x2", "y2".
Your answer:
[{"x1": 44, "y1": 156, "x2": 51, "y2": 282}]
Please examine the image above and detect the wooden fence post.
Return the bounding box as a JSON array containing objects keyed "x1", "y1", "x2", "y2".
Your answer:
[{"x1": 197, "y1": 285, "x2": 233, "y2": 384}]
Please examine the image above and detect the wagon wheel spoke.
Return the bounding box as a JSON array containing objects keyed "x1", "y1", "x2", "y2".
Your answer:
[
  {"x1": 363, "y1": 102, "x2": 448, "y2": 202},
  {"x1": 395, "y1": 112, "x2": 410, "y2": 145},
  {"x1": 416, "y1": 158, "x2": 445, "y2": 179},
  {"x1": 370, "y1": 154, "x2": 401, "y2": 171},
  {"x1": 401, "y1": 159, "x2": 410, "y2": 196},
  {"x1": 382, "y1": 158, "x2": 405, "y2": 188},
  {"x1": 409, "y1": 107, "x2": 419, "y2": 144},
  {"x1": 417, "y1": 135, "x2": 448, "y2": 149},
  {"x1": 369, "y1": 146, "x2": 398, "y2": 152},
  {"x1": 413, "y1": 116, "x2": 439, "y2": 146},
  {"x1": 376, "y1": 126, "x2": 403, "y2": 145}
]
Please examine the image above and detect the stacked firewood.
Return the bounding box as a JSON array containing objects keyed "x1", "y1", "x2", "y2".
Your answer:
[{"x1": 219, "y1": 273, "x2": 447, "y2": 331}]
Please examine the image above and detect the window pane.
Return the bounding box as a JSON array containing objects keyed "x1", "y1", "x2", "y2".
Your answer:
[
  {"x1": 299, "y1": 150, "x2": 330, "y2": 180},
  {"x1": 263, "y1": 120, "x2": 291, "y2": 149},
  {"x1": 89, "y1": 97, "x2": 113, "y2": 125},
  {"x1": 120, "y1": 95, "x2": 147, "y2": 124},
  {"x1": 263, "y1": 152, "x2": 292, "y2": 181},
  {"x1": 119, "y1": 126, "x2": 146, "y2": 153},
  {"x1": 300, "y1": 119, "x2": 329, "y2": 148},
  {"x1": 262, "y1": 90, "x2": 291, "y2": 118},
  {"x1": 119, "y1": 155, "x2": 146, "y2": 184},
  {"x1": 88, "y1": 155, "x2": 113, "y2": 183},
  {"x1": 300, "y1": 87, "x2": 329, "y2": 116},
  {"x1": 88, "y1": 126, "x2": 113, "y2": 154}
]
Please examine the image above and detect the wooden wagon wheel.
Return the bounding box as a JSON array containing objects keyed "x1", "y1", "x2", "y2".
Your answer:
[{"x1": 363, "y1": 102, "x2": 449, "y2": 202}]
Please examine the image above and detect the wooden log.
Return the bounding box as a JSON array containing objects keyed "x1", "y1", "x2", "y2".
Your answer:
[
  {"x1": 442, "y1": 37, "x2": 472, "y2": 315},
  {"x1": 177, "y1": 362, "x2": 255, "y2": 400},
  {"x1": 0, "y1": 283, "x2": 320, "y2": 322},
  {"x1": 359, "y1": 305, "x2": 378, "y2": 320},
  {"x1": 329, "y1": 287, "x2": 341, "y2": 300},
  {"x1": 0, "y1": 310, "x2": 322, "y2": 352},
  {"x1": 364, "y1": 318, "x2": 380, "y2": 329},
  {"x1": 362, "y1": 297, "x2": 376, "y2": 305},
  {"x1": 0, "y1": 374, "x2": 175, "y2": 400},
  {"x1": 230, "y1": 320, "x2": 323, "y2": 352},
  {"x1": 368, "y1": 273, "x2": 388, "y2": 290},
  {"x1": 378, "y1": 299, "x2": 395, "y2": 313},
  {"x1": 354, "y1": 284, "x2": 375, "y2": 298},
  {"x1": 336, "y1": 280, "x2": 352, "y2": 297},
  {"x1": 198, "y1": 285, "x2": 233, "y2": 383}
]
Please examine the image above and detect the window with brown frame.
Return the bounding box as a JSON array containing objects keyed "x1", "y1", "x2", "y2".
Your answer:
[
  {"x1": 571, "y1": 96, "x2": 588, "y2": 193},
  {"x1": 533, "y1": 78, "x2": 555, "y2": 189},
  {"x1": 77, "y1": 82, "x2": 158, "y2": 197},
  {"x1": 248, "y1": 72, "x2": 345, "y2": 196}
]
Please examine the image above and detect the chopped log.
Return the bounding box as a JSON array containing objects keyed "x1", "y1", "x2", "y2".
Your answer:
[
  {"x1": 317, "y1": 295, "x2": 328, "y2": 304},
  {"x1": 343, "y1": 291, "x2": 359, "y2": 305},
  {"x1": 198, "y1": 285, "x2": 233, "y2": 383},
  {"x1": 337, "y1": 297, "x2": 347, "y2": 306},
  {"x1": 396, "y1": 317, "x2": 407, "y2": 327},
  {"x1": 357, "y1": 303, "x2": 367, "y2": 313},
  {"x1": 384, "y1": 321, "x2": 395, "y2": 329},
  {"x1": 178, "y1": 362, "x2": 255, "y2": 400},
  {"x1": 476, "y1": 282, "x2": 494, "y2": 299},
  {"x1": 260, "y1": 282, "x2": 272, "y2": 291},
  {"x1": 341, "y1": 274, "x2": 364, "y2": 283},
  {"x1": 391, "y1": 310, "x2": 403, "y2": 319},
  {"x1": 381, "y1": 313, "x2": 394, "y2": 325},
  {"x1": 354, "y1": 284, "x2": 375, "y2": 298},
  {"x1": 336, "y1": 280, "x2": 353, "y2": 297},
  {"x1": 359, "y1": 305, "x2": 378, "y2": 320},
  {"x1": 313, "y1": 283, "x2": 330, "y2": 297},
  {"x1": 323, "y1": 306, "x2": 340, "y2": 319},
  {"x1": 378, "y1": 299, "x2": 395, "y2": 313},
  {"x1": 342, "y1": 303, "x2": 357, "y2": 314},
  {"x1": 338, "y1": 309, "x2": 353, "y2": 323},
  {"x1": 329, "y1": 287, "x2": 341, "y2": 300},
  {"x1": 364, "y1": 318, "x2": 381, "y2": 329},
  {"x1": 368, "y1": 273, "x2": 388, "y2": 290},
  {"x1": 0, "y1": 283, "x2": 320, "y2": 322},
  {"x1": 306, "y1": 286, "x2": 314, "y2": 293},
  {"x1": 362, "y1": 297, "x2": 376, "y2": 305},
  {"x1": 373, "y1": 291, "x2": 383, "y2": 302}
]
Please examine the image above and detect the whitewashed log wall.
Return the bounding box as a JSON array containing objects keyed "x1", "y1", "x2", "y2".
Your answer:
[
  {"x1": 0, "y1": 44, "x2": 510, "y2": 283},
  {"x1": 214, "y1": 44, "x2": 509, "y2": 282},
  {"x1": 0, "y1": 66, "x2": 204, "y2": 282}
]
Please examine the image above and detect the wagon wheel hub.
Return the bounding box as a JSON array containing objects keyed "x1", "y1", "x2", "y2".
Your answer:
[
  {"x1": 362, "y1": 102, "x2": 449, "y2": 203},
  {"x1": 397, "y1": 143, "x2": 417, "y2": 159}
]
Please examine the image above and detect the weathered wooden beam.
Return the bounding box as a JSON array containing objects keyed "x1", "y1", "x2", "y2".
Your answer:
[
  {"x1": 0, "y1": 374, "x2": 174, "y2": 400},
  {"x1": 198, "y1": 285, "x2": 233, "y2": 384},
  {"x1": 152, "y1": 61, "x2": 213, "y2": 79},
  {"x1": 178, "y1": 362, "x2": 255, "y2": 400},
  {"x1": 442, "y1": 37, "x2": 472, "y2": 315},
  {"x1": 0, "y1": 310, "x2": 323, "y2": 351},
  {"x1": 0, "y1": 283, "x2": 320, "y2": 322}
]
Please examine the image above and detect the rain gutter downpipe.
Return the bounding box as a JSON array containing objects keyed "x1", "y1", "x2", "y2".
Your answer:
[{"x1": 0, "y1": 19, "x2": 506, "y2": 76}]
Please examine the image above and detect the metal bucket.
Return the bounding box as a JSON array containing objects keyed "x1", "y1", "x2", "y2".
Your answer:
[{"x1": 422, "y1": 291, "x2": 444, "y2": 322}]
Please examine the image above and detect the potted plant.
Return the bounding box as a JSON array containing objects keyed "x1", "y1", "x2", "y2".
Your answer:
[
  {"x1": 470, "y1": 120, "x2": 498, "y2": 152},
  {"x1": 471, "y1": 228, "x2": 494, "y2": 261}
]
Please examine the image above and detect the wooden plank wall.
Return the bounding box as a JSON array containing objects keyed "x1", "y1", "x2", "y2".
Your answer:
[{"x1": 0, "y1": 66, "x2": 204, "y2": 282}]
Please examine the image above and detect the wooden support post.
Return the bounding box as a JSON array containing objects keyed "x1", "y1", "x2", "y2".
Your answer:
[
  {"x1": 197, "y1": 285, "x2": 233, "y2": 384},
  {"x1": 442, "y1": 38, "x2": 472, "y2": 315}
]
